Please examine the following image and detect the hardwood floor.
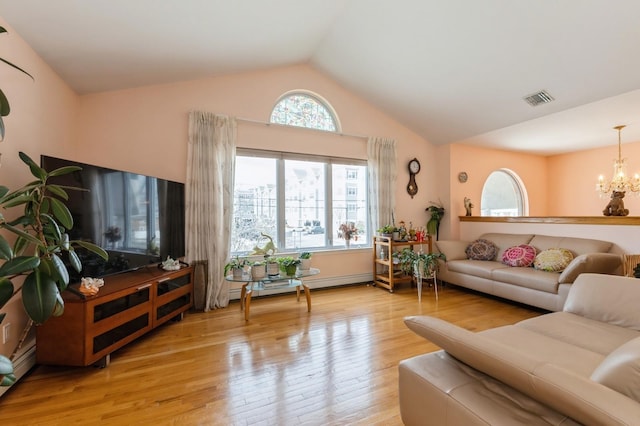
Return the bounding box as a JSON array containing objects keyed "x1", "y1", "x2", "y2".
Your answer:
[{"x1": 0, "y1": 282, "x2": 543, "y2": 425}]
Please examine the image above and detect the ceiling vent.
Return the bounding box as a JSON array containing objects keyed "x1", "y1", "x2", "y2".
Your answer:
[{"x1": 523, "y1": 90, "x2": 554, "y2": 107}]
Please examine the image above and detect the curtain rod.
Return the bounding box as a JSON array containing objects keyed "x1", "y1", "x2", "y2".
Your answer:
[{"x1": 235, "y1": 116, "x2": 370, "y2": 140}]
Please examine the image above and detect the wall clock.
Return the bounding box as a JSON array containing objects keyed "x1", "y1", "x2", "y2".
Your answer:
[
  {"x1": 458, "y1": 172, "x2": 468, "y2": 183},
  {"x1": 407, "y1": 158, "x2": 420, "y2": 198}
]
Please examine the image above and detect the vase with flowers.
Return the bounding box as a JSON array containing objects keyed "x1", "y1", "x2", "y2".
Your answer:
[{"x1": 339, "y1": 222, "x2": 359, "y2": 248}]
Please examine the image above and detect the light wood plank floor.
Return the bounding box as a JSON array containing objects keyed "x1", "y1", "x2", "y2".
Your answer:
[{"x1": 0, "y1": 282, "x2": 543, "y2": 425}]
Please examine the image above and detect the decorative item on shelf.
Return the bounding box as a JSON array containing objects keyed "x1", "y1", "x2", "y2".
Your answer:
[
  {"x1": 602, "y1": 190, "x2": 629, "y2": 216},
  {"x1": 426, "y1": 200, "x2": 445, "y2": 240},
  {"x1": 224, "y1": 256, "x2": 249, "y2": 279},
  {"x1": 251, "y1": 261, "x2": 266, "y2": 280},
  {"x1": 79, "y1": 277, "x2": 104, "y2": 296},
  {"x1": 299, "y1": 252, "x2": 312, "y2": 270},
  {"x1": 339, "y1": 222, "x2": 358, "y2": 248},
  {"x1": 596, "y1": 125, "x2": 640, "y2": 207},
  {"x1": 276, "y1": 257, "x2": 301, "y2": 277},
  {"x1": 161, "y1": 256, "x2": 181, "y2": 271},
  {"x1": 464, "y1": 197, "x2": 474, "y2": 216}
]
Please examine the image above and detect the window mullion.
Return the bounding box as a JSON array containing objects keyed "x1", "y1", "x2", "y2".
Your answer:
[
  {"x1": 276, "y1": 156, "x2": 286, "y2": 251},
  {"x1": 325, "y1": 163, "x2": 333, "y2": 245}
]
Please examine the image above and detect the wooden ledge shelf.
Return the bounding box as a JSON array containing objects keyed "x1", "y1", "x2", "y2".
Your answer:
[{"x1": 459, "y1": 216, "x2": 640, "y2": 226}]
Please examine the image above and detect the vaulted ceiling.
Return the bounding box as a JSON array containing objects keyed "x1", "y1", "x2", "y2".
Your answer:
[{"x1": 2, "y1": 0, "x2": 640, "y2": 155}]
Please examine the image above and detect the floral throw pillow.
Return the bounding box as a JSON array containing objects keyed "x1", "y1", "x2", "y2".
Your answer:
[
  {"x1": 533, "y1": 248, "x2": 574, "y2": 272},
  {"x1": 465, "y1": 239, "x2": 498, "y2": 261},
  {"x1": 501, "y1": 244, "x2": 537, "y2": 267}
]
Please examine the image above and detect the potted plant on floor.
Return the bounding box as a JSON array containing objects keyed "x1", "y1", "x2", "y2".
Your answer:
[{"x1": 0, "y1": 152, "x2": 108, "y2": 387}]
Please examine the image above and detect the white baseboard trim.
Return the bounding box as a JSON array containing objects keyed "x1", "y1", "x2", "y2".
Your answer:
[
  {"x1": 0, "y1": 344, "x2": 36, "y2": 398},
  {"x1": 229, "y1": 273, "x2": 373, "y2": 300}
]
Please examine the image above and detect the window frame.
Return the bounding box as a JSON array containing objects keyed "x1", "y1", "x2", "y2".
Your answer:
[
  {"x1": 269, "y1": 90, "x2": 341, "y2": 132},
  {"x1": 232, "y1": 148, "x2": 370, "y2": 255},
  {"x1": 480, "y1": 168, "x2": 529, "y2": 216}
]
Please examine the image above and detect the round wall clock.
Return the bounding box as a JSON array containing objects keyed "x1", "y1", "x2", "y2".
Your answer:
[
  {"x1": 458, "y1": 172, "x2": 468, "y2": 183},
  {"x1": 407, "y1": 158, "x2": 420, "y2": 198}
]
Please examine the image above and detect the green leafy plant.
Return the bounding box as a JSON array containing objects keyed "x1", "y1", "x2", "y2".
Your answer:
[
  {"x1": 224, "y1": 256, "x2": 249, "y2": 276},
  {"x1": 426, "y1": 200, "x2": 445, "y2": 240},
  {"x1": 394, "y1": 248, "x2": 445, "y2": 277},
  {"x1": 299, "y1": 252, "x2": 312, "y2": 260},
  {"x1": 0, "y1": 152, "x2": 108, "y2": 386},
  {"x1": 0, "y1": 26, "x2": 34, "y2": 141},
  {"x1": 377, "y1": 225, "x2": 396, "y2": 234},
  {"x1": 276, "y1": 256, "x2": 301, "y2": 268}
]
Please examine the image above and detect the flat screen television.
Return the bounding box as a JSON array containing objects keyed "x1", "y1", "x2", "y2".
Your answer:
[{"x1": 41, "y1": 155, "x2": 186, "y2": 282}]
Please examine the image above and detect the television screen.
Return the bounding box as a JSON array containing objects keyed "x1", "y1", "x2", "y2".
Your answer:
[{"x1": 41, "y1": 155, "x2": 185, "y2": 281}]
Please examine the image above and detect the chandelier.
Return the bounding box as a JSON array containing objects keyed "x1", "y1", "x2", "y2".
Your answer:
[{"x1": 596, "y1": 125, "x2": 640, "y2": 196}]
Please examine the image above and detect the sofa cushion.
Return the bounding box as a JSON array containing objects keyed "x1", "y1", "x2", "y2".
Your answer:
[
  {"x1": 558, "y1": 253, "x2": 623, "y2": 284},
  {"x1": 466, "y1": 239, "x2": 498, "y2": 260},
  {"x1": 404, "y1": 315, "x2": 640, "y2": 425},
  {"x1": 479, "y1": 233, "x2": 534, "y2": 260},
  {"x1": 564, "y1": 274, "x2": 640, "y2": 331},
  {"x1": 533, "y1": 248, "x2": 573, "y2": 272},
  {"x1": 529, "y1": 235, "x2": 613, "y2": 256},
  {"x1": 435, "y1": 240, "x2": 469, "y2": 261},
  {"x1": 516, "y1": 312, "x2": 640, "y2": 356},
  {"x1": 591, "y1": 337, "x2": 640, "y2": 402},
  {"x1": 446, "y1": 260, "x2": 509, "y2": 280},
  {"x1": 501, "y1": 244, "x2": 537, "y2": 267},
  {"x1": 491, "y1": 267, "x2": 560, "y2": 294}
]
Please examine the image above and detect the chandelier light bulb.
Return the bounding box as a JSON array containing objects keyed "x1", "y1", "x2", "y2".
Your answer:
[{"x1": 596, "y1": 125, "x2": 640, "y2": 197}]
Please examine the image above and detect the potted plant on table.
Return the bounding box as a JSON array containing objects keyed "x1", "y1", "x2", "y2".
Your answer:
[
  {"x1": 299, "y1": 252, "x2": 312, "y2": 271},
  {"x1": 250, "y1": 260, "x2": 266, "y2": 280},
  {"x1": 224, "y1": 256, "x2": 249, "y2": 279},
  {"x1": 276, "y1": 256, "x2": 301, "y2": 277},
  {"x1": 0, "y1": 153, "x2": 108, "y2": 387}
]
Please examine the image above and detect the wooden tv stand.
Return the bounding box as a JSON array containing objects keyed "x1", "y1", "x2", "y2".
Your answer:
[{"x1": 36, "y1": 265, "x2": 194, "y2": 367}]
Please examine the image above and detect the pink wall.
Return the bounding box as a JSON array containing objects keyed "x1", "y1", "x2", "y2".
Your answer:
[
  {"x1": 0, "y1": 18, "x2": 79, "y2": 373},
  {"x1": 437, "y1": 143, "x2": 549, "y2": 239},
  {"x1": 548, "y1": 140, "x2": 640, "y2": 215},
  {"x1": 74, "y1": 64, "x2": 440, "y2": 281}
]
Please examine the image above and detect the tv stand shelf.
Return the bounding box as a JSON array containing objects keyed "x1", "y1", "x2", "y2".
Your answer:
[{"x1": 36, "y1": 265, "x2": 193, "y2": 367}]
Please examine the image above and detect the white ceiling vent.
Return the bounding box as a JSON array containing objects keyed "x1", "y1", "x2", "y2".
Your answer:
[{"x1": 523, "y1": 90, "x2": 554, "y2": 107}]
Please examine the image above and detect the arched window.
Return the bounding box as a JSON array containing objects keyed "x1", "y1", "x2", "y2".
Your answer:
[
  {"x1": 480, "y1": 169, "x2": 528, "y2": 216},
  {"x1": 270, "y1": 91, "x2": 339, "y2": 132}
]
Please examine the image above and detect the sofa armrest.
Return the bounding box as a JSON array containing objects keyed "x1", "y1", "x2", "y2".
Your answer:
[
  {"x1": 404, "y1": 315, "x2": 640, "y2": 425},
  {"x1": 558, "y1": 253, "x2": 622, "y2": 284},
  {"x1": 434, "y1": 240, "x2": 469, "y2": 261}
]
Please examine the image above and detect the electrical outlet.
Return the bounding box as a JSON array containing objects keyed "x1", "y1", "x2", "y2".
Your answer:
[{"x1": 2, "y1": 323, "x2": 10, "y2": 344}]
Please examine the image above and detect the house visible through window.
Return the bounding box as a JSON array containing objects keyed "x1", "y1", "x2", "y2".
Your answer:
[
  {"x1": 231, "y1": 152, "x2": 368, "y2": 254},
  {"x1": 480, "y1": 169, "x2": 527, "y2": 216}
]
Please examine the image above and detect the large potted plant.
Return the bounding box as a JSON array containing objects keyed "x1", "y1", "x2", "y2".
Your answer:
[{"x1": 0, "y1": 153, "x2": 108, "y2": 386}]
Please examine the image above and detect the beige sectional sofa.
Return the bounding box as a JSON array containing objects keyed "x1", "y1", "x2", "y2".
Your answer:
[
  {"x1": 399, "y1": 273, "x2": 640, "y2": 425},
  {"x1": 435, "y1": 232, "x2": 622, "y2": 311}
]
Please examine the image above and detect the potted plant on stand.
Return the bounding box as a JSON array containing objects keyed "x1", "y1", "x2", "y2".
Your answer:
[
  {"x1": 0, "y1": 153, "x2": 108, "y2": 387},
  {"x1": 394, "y1": 248, "x2": 446, "y2": 301},
  {"x1": 250, "y1": 260, "x2": 266, "y2": 280}
]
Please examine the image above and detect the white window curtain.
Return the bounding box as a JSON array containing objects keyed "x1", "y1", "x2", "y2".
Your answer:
[
  {"x1": 367, "y1": 137, "x2": 397, "y2": 232},
  {"x1": 185, "y1": 111, "x2": 236, "y2": 310}
]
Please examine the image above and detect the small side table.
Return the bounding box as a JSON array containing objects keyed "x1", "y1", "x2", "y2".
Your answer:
[{"x1": 226, "y1": 268, "x2": 320, "y2": 320}]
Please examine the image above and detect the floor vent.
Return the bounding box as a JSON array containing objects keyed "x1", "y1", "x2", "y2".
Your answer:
[{"x1": 523, "y1": 90, "x2": 554, "y2": 107}]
